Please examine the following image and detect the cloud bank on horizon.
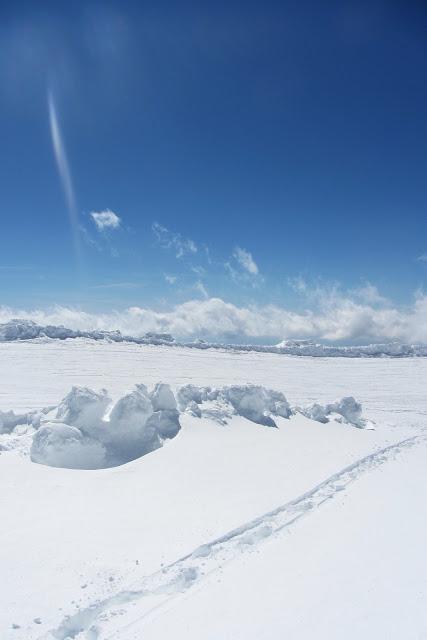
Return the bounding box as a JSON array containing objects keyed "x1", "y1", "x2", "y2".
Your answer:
[{"x1": 1, "y1": 285, "x2": 427, "y2": 344}]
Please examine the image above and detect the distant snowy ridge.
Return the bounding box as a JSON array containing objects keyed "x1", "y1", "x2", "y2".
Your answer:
[
  {"x1": 0, "y1": 383, "x2": 369, "y2": 469},
  {"x1": 0, "y1": 319, "x2": 175, "y2": 345},
  {"x1": 1, "y1": 319, "x2": 427, "y2": 357}
]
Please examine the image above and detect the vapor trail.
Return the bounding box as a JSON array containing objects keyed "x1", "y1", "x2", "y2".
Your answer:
[{"x1": 48, "y1": 90, "x2": 82, "y2": 267}]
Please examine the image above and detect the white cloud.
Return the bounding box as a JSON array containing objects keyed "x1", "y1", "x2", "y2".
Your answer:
[
  {"x1": 417, "y1": 254, "x2": 427, "y2": 263},
  {"x1": 194, "y1": 281, "x2": 209, "y2": 299},
  {"x1": 233, "y1": 247, "x2": 259, "y2": 275},
  {"x1": 80, "y1": 225, "x2": 101, "y2": 251},
  {"x1": 90, "y1": 282, "x2": 140, "y2": 290},
  {"x1": 152, "y1": 223, "x2": 197, "y2": 258},
  {"x1": 1, "y1": 288, "x2": 427, "y2": 343},
  {"x1": 90, "y1": 209, "x2": 121, "y2": 231},
  {"x1": 288, "y1": 276, "x2": 308, "y2": 294},
  {"x1": 191, "y1": 265, "x2": 206, "y2": 277},
  {"x1": 164, "y1": 274, "x2": 177, "y2": 285},
  {"x1": 352, "y1": 283, "x2": 389, "y2": 306}
]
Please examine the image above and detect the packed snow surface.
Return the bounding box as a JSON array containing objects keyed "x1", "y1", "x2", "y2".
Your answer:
[
  {"x1": 2, "y1": 318, "x2": 427, "y2": 357},
  {"x1": 0, "y1": 338, "x2": 426, "y2": 639}
]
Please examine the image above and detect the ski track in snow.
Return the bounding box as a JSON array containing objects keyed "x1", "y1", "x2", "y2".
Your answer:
[{"x1": 40, "y1": 433, "x2": 425, "y2": 640}]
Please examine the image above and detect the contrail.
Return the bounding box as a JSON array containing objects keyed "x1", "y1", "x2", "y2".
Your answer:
[{"x1": 48, "y1": 89, "x2": 82, "y2": 268}]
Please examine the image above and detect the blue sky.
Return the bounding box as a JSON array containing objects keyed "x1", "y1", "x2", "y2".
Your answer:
[{"x1": 1, "y1": 1, "x2": 427, "y2": 341}]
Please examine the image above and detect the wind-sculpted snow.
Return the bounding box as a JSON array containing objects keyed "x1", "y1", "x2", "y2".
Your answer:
[
  {"x1": 0, "y1": 382, "x2": 370, "y2": 470},
  {"x1": 31, "y1": 423, "x2": 108, "y2": 470},
  {"x1": 298, "y1": 397, "x2": 366, "y2": 428},
  {"x1": 0, "y1": 406, "x2": 54, "y2": 434},
  {"x1": 1, "y1": 318, "x2": 427, "y2": 357},
  {"x1": 178, "y1": 384, "x2": 292, "y2": 427},
  {"x1": 28, "y1": 384, "x2": 181, "y2": 469}
]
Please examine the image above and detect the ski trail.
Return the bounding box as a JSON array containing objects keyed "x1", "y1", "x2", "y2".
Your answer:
[{"x1": 43, "y1": 434, "x2": 424, "y2": 640}]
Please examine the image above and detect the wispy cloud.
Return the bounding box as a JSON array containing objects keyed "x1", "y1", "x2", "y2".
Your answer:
[
  {"x1": 91, "y1": 209, "x2": 121, "y2": 231},
  {"x1": 89, "y1": 282, "x2": 141, "y2": 290},
  {"x1": 191, "y1": 265, "x2": 206, "y2": 277},
  {"x1": 233, "y1": 247, "x2": 259, "y2": 275},
  {"x1": 194, "y1": 281, "x2": 209, "y2": 299},
  {"x1": 224, "y1": 246, "x2": 262, "y2": 288},
  {"x1": 164, "y1": 274, "x2": 177, "y2": 285},
  {"x1": 352, "y1": 283, "x2": 389, "y2": 306},
  {"x1": 152, "y1": 223, "x2": 197, "y2": 258},
  {"x1": 79, "y1": 224, "x2": 102, "y2": 251},
  {"x1": 48, "y1": 90, "x2": 82, "y2": 264},
  {"x1": 417, "y1": 254, "x2": 427, "y2": 263}
]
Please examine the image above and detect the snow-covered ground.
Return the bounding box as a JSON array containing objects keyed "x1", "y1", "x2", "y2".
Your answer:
[{"x1": 1, "y1": 339, "x2": 426, "y2": 639}]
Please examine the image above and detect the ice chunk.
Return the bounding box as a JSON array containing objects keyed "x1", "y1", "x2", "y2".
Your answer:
[
  {"x1": 145, "y1": 409, "x2": 181, "y2": 439},
  {"x1": 0, "y1": 410, "x2": 28, "y2": 434},
  {"x1": 149, "y1": 383, "x2": 177, "y2": 411},
  {"x1": 30, "y1": 422, "x2": 107, "y2": 469},
  {"x1": 220, "y1": 385, "x2": 291, "y2": 425},
  {"x1": 177, "y1": 385, "x2": 212, "y2": 411},
  {"x1": 0, "y1": 319, "x2": 42, "y2": 341},
  {"x1": 106, "y1": 386, "x2": 159, "y2": 460},
  {"x1": 185, "y1": 401, "x2": 202, "y2": 417},
  {"x1": 220, "y1": 386, "x2": 278, "y2": 427},
  {"x1": 178, "y1": 384, "x2": 292, "y2": 427},
  {"x1": 327, "y1": 397, "x2": 364, "y2": 426},
  {"x1": 300, "y1": 403, "x2": 330, "y2": 424},
  {"x1": 299, "y1": 396, "x2": 365, "y2": 427},
  {"x1": 143, "y1": 332, "x2": 174, "y2": 343},
  {"x1": 56, "y1": 386, "x2": 111, "y2": 436}
]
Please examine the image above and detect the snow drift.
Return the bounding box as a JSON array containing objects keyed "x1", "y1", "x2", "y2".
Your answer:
[
  {"x1": 31, "y1": 423, "x2": 107, "y2": 470},
  {"x1": 1, "y1": 319, "x2": 426, "y2": 357},
  {"x1": 0, "y1": 381, "x2": 370, "y2": 470},
  {"x1": 178, "y1": 384, "x2": 291, "y2": 427},
  {"x1": 298, "y1": 397, "x2": 366, "y2": 428},
  {"x1": 29, "y1": 384, "x2": 182, "y2": 469}
]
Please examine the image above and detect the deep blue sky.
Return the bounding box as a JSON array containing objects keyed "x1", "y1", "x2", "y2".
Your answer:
[{"x1": 1, "y1": 0, "x2": 427, "y2": 313}]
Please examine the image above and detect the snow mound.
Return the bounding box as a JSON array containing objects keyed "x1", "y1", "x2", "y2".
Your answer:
[
  {"x1": 177, "y1": 385, "x2": 212, "y2": 411},
  {"x1": 150, "y1": 383, "x2": 178, "y2": 411},
  {"x1": 31, "y1": 422, "x2": 107, "y2": 470},
  {"x1": 300, "y1": 396, "x2": 367, "y2": 428},
  {"x1": 56, "y1": 386, "x2": 111, "y2": 436},
  {"x1": 0, "y1": 410, "x2": 30, "y2": 434},
  {"x1": 27, "y1": 383, "x2": 181, "y2": 469},
  {"x1": 178, "y1": 384, "x2": 291, "y2": 427},
  {"x1": 105, "y1": 385, "x2": 162, "y2": 462},
  {"x1": 4, "y1": 382, "x2": 369, "y2": 470},
  {"x1": 178, "y1": 384, "x2": 367, "y2": 429},
  {"x1": 0, "y1": 407, "x2": 53, "y2": 434}
]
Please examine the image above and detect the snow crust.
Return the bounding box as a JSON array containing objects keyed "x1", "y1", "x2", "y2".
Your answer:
[{"x1": 1, "y1": 318, "x2": 427, "y2": 357}]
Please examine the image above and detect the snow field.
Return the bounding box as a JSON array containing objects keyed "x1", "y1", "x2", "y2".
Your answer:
[{"x1": 0, "y1": 339, "x2": 426, "y2": 639}]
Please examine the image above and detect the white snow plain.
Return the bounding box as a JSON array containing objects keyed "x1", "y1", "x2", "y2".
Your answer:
[{"x1": 0, "y1": 338, "x2": 426, "y2": 639}]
